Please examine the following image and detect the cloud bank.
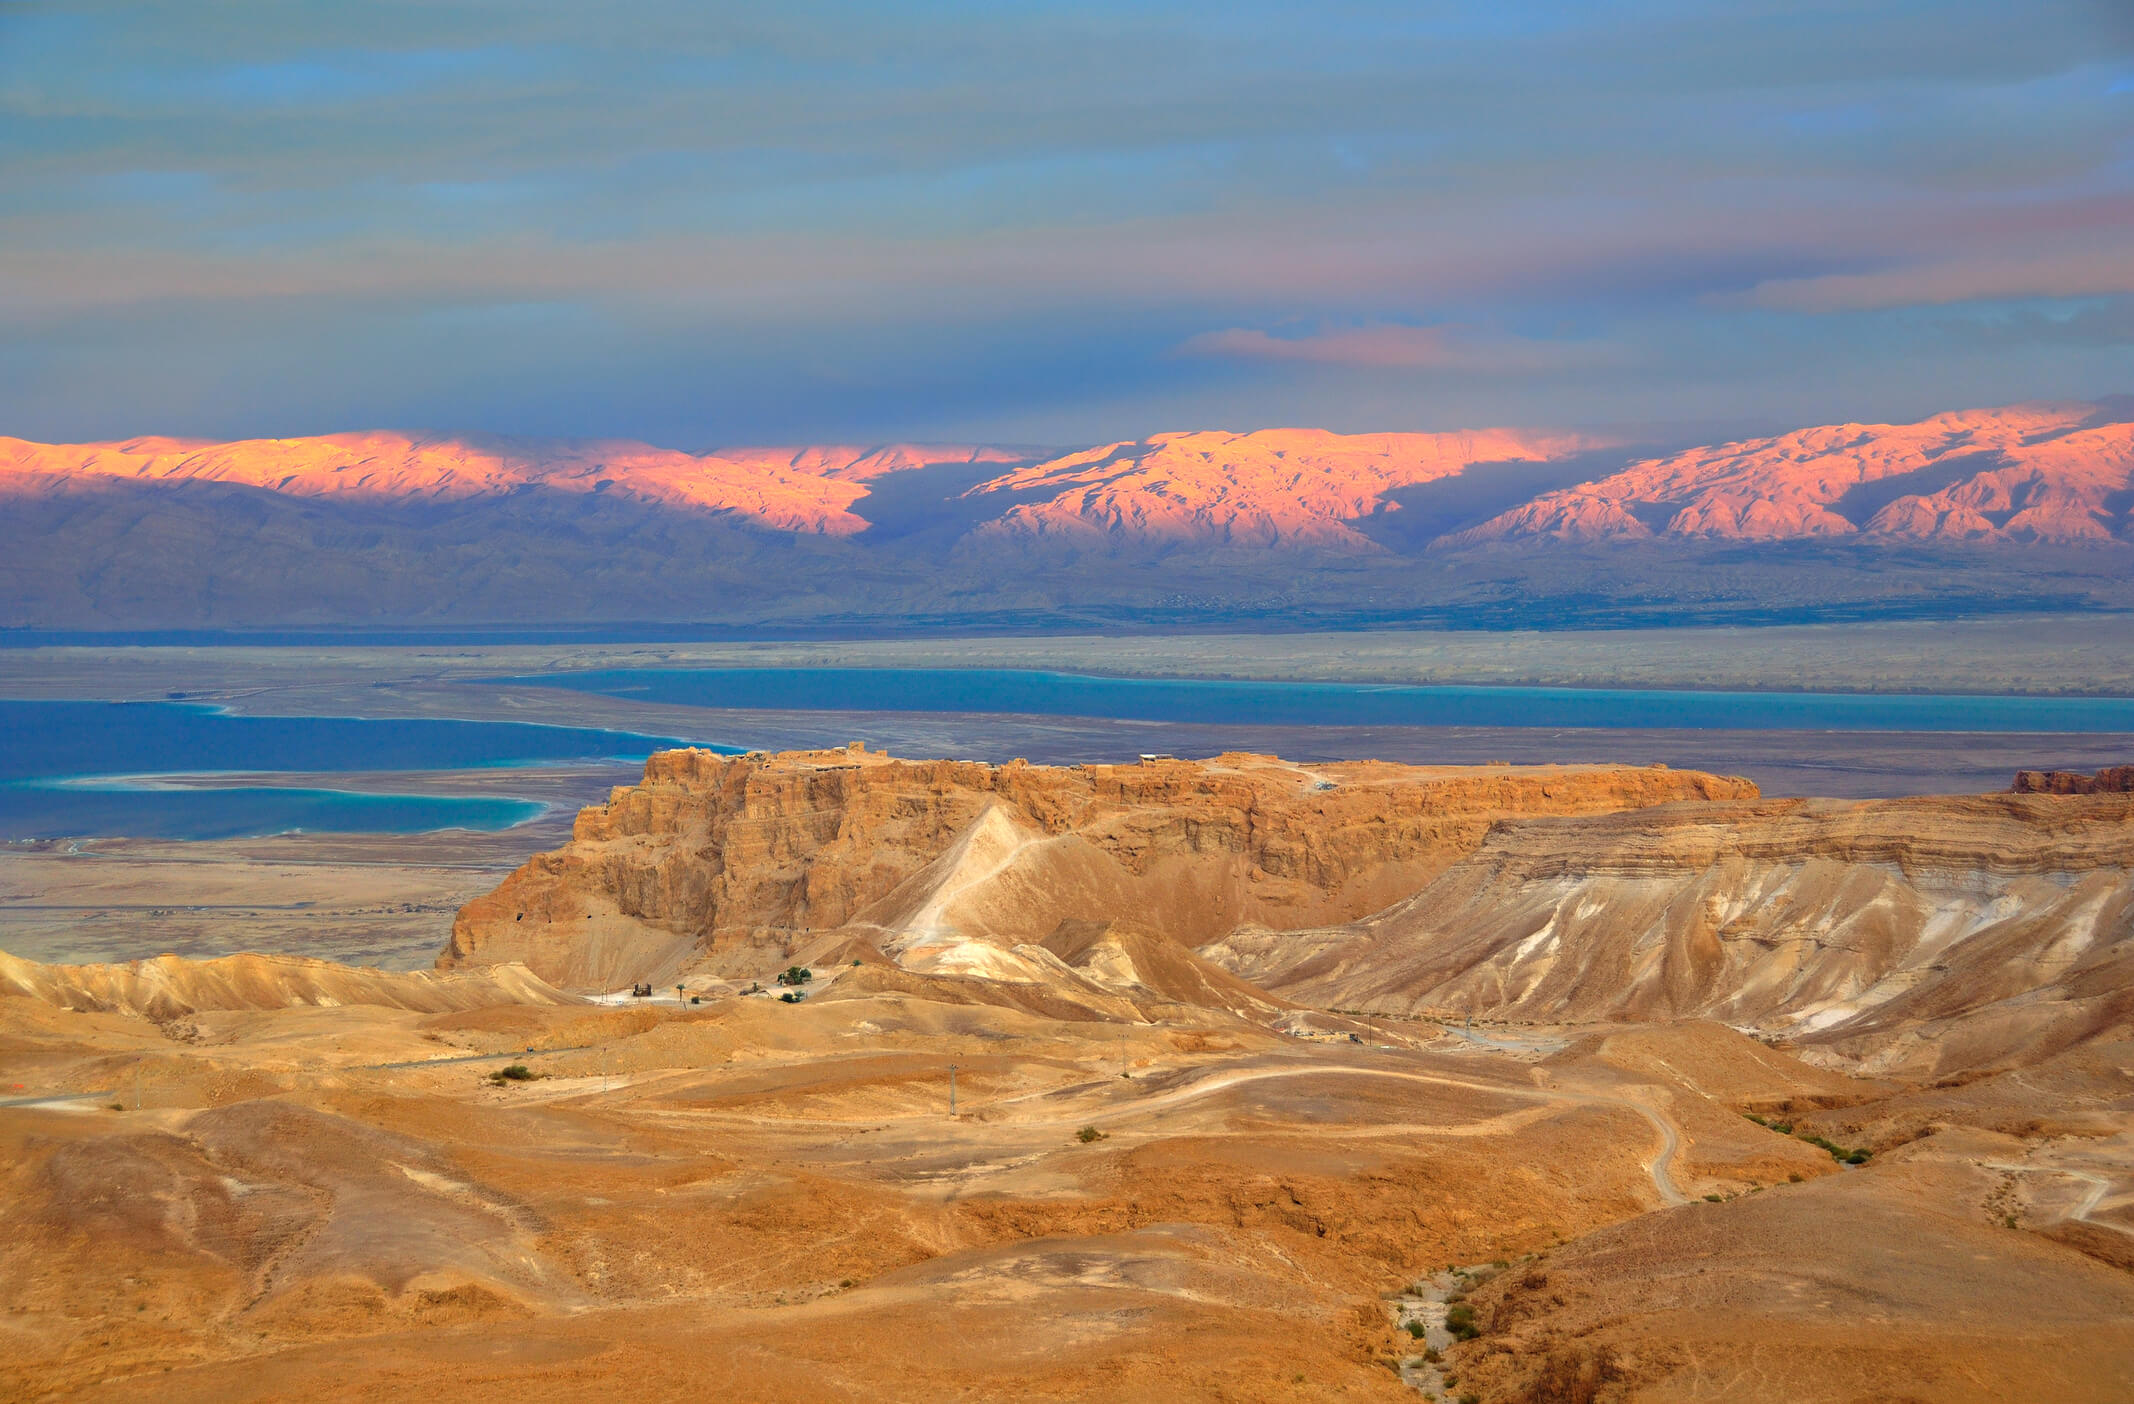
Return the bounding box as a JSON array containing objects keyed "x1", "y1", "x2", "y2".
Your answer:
[{"x1": 1, "y1": 0, "x2": 2129, "y2": 443}]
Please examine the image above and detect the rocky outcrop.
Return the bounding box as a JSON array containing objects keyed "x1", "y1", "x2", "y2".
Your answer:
[
  {"x1": 2014, "y1": 765, "x2": 2134, "y2": 795},
  {"x1": 1204, "y1": 793, "x2": 2134, "y2": 1076},
  {"x1": 441, "y1": 747, "x2": 1755, "y2": 989}
]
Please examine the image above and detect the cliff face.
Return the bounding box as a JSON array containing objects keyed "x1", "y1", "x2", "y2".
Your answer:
[
  {"x1": 1204, "y1": 793, "x2": 2134, "y2": 1075},
  {"x1": 441, "y1": 747, "x2": 1755, "y2": 989}
]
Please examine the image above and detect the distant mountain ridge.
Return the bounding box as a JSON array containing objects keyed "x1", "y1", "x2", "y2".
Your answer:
[
  {"x1": 1450, "y1": 401, "x2": 2134, "y2": 547},
  {"x1": 2, "y1": 400, "x2": 2129, "y2": 629}
]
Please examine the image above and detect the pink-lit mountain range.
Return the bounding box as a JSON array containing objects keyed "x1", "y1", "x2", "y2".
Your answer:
[{"x1": 4, "y1": 400, "x2": 2129, "y2": 630}]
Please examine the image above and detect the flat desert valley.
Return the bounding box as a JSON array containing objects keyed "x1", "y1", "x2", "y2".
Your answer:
[{"x1": 6, "y1": 729, "x2": 2133, "y2": 1402}]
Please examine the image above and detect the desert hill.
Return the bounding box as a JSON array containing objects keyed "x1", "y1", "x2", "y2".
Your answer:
[
  {"x1": 441, "y1": 746, "x2": 1754, "y2": 991},
  {"x1": 5, "y1": 399, "x2": 2130, "y2": 628},
  {"x1": 1208, "y1": 791, "x2": 2134, "y2": 1078},
  {"x1": 0, "y1": 948, "x2": 572, "y2": 1023}
]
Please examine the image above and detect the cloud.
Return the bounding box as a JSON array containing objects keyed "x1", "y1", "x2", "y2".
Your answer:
[
  {"x1": 1176, "y1": 324, "x2": 1619, "y2": 373},
  {"x1": 1748, "y1": 246, "x2": 2134, "y2": 312}
]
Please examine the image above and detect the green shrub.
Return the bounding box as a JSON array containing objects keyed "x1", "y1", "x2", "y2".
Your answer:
[
  {"x1": 1076, "y1": 1125, "x2": 1107, "y2": 1143},
  {"x1": 1405, "y1": 1319, "x2": 1427, "y2": 1338},
  {"x1": 1445, "y1": 1303, "x2": 1479, "y2": 1341},
  {"x1": 490, "y1": 1064, "x2": 536, "y2": 1082}
]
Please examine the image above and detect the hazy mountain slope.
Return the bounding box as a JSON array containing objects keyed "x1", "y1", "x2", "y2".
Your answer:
[
  {"x1": 1451, "y1": 401, "x2": 2134, "y2": 545},
  {"x1": 0, "y1": 432, "x2": 1025, "y2": 536},
  {"x1": 960, "y1": 426, "x2": 1601, "y2": 549},
  {"x1": 3, "y1": 402, "x2": 2131, "y2": 628}
]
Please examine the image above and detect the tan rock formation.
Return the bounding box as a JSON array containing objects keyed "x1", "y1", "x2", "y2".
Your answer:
[
  {"x1": 441, "y1": 747, "x2": 1754, "y2": 989},
  {"x1": 1206, "y1": 792, "x2": 2134, "y2": 1076},
  {"x1": 2015, "y1": 764, "x2": 2134, "y2": 795}
]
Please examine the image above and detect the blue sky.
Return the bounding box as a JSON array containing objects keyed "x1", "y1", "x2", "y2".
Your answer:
[{"x1": 3, "y1": 0, "x2": 2130, "y2": 446}]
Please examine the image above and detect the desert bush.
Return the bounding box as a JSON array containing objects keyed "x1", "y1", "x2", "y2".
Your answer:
[
  {"x1": 489, "y1": 1064, "x2": 536, "y2": 1082},
  {"x1": 1521, "y1": 1344, "x2": 1622, "y2": 1404},
  {"x1": 1405, "y1": 1319, "x2": 1428, "y2": 1338},
  {"x1": 1076, "y1": 1125, "x2": 1107, "y2": 1143},
  {"x1": 1445, "y1": 1303, "x2": 1480, "y2": 1340},
  {"x1": 777, "y1": 965, "x2": 813, "y2": 987}
]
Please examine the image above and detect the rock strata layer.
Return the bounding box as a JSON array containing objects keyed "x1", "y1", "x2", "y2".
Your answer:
[{"x1": 1204, "y1": 792, "x2": 2134, "y2": 1075}]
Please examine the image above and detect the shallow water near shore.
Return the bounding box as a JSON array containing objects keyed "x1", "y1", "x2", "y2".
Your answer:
[
  {"x1": 497, "y1": 665, "x2": 2134, "y2": 733},
  {"x1": 0, "y1": 700, "x2": 697, "y2": 839}
]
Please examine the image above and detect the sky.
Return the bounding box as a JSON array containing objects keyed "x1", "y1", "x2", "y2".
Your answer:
[{"x1": 3, "y1": 0, "x2": 2132, "y2": 448}]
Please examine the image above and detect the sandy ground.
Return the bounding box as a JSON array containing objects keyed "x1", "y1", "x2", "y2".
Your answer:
[{"x1": 4, "y1": 983, "x2": 2129, "y2": 1403}]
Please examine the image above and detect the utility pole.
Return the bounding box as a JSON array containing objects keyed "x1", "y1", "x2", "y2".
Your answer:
[{"x1": 948, "y1": 1063, "x2": 958, "y2": 1117}]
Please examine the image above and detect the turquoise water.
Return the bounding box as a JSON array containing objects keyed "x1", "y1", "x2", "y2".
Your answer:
[
  {"x1": 0, "y1": 700, "x2": 703, "y2": 840},
  {"x1": 497, "y1": 666, "x2": 2134, "y2": 733},
  {"x1": 9, "y1": 783, "x2": 546, "y2": 842}
]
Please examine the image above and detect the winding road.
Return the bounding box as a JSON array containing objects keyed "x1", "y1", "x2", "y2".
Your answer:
[{"x1": 1012, "y1": 1060, "x2": 1689, "y2": 1206}]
